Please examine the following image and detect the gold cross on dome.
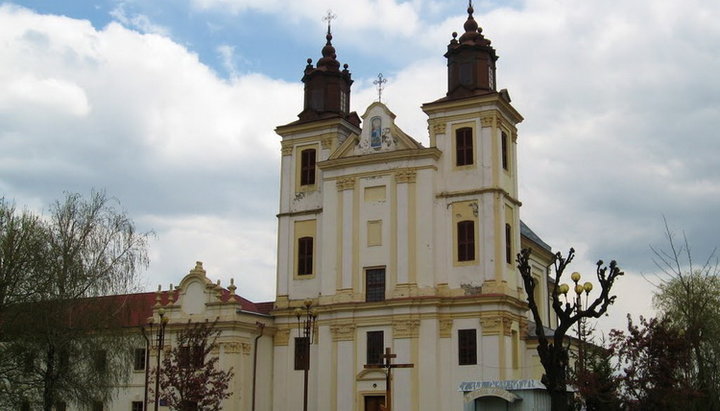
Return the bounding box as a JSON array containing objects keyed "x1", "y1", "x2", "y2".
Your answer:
[{"x1": 373, "y1": 73, "x2": 387, "y2": 103}]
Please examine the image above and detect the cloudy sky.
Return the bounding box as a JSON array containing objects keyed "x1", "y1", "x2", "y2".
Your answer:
[{"x1": 1, "y1": 0, "x2": 718, "y2": 332}]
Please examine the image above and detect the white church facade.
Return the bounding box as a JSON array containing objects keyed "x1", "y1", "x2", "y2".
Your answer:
[{"x1": 107, "y1": 4, "x2": 559, "y2": 411}]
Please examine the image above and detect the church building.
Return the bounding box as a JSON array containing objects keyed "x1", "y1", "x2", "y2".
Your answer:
[
  {"x1": 268, "y1": 3, "x2": 555, "y2": 410},
  {"x1": 97, "y1": 3, "x2": 558, "y2": 411}
]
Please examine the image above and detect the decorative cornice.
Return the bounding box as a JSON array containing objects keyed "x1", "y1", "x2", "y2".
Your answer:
[
  {"x1": 274, "y1": 329, "x2": 290, "y2": 346},
  {"x1": 436, "y1": 187, "x2": 522, "y2": 207},
  {"x1": 394, "y1": 169, "x2": 417, "y2": 184},
  {"x1": 480, "y1": 313, "x2": 520, "y2": 336},
  {"x1": 480, "y1": 115, "x2": 496, "y2": 127},
  {"x1": 336, "y1": 177, "x2": 356, "y2": 191},
  {"x1": 276, "y1": 208, "x2": 323, "y2": 219},
  {"x1": 439, "y1": 318, "x2": 453, "y2": 338},
  {"x1": 421, "y1": 95, "x2": 524, "y2": 125},
  {"x1": 221, "y1": 342, "x2": 244, "y2": 354},
  {"x1": 281, "y1": 144, "x2": 293, "y2": 156},
  {"x1": 502, "y1": 317, "x2": 514, "y2": 336},
  {"x1": 321, "y1": 137, "x2": 333, "y2": 150},
  {"x1": 480, "y1": 317, "x2": 502, "y2": 335},
  {"x1": 431, "y1": 121, "x2": 446, "y2": 135},
  {"x1": 242, "y1": 342, "x2": 252, "y2": 356},
  {"x1": 319, "y1": 148, "x2": 442, "y2": 171},
  {"x1": 330, "y1": 322, "x2": 356, "y2": 341},
  {"x1": 393, "y1": 319, "x2": 420, "y2": 339}
]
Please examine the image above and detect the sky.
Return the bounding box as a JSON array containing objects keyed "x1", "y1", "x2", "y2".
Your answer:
[{"x1": 1, "y1": 0, "x2": 719, "y2": 333}]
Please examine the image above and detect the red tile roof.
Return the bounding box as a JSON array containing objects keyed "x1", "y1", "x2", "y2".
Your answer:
[{"x1": 86, "y1": 290, "x2": 273, "y2": 328}]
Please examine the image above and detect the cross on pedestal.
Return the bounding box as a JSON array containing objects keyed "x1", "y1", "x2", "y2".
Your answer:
[{"x1": 364, "y1": 347, "x2": 414, "y2": 411}]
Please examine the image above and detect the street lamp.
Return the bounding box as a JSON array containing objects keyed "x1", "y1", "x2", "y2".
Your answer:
[
  {"x1": 560, "y1": 273, "x2": 594, "y2": 373},
  {"x1": 294, "y1": 299, "x2": 318, "y2": 411},
  {"x1": 150, "y1": 308, "x2": 169, "y2": 411}
]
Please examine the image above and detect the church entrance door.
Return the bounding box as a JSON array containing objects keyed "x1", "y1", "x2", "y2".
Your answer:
[{"x1": 364, "y1": 395, "x2": 386, "y2": 411}]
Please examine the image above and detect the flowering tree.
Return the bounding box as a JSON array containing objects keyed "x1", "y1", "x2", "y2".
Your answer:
[
  {"x1": 609, "y1": 315, "x2": 699, "y2": 409},
  {"x1": 151, "y1": 319, "x2": 233, "y2": 411}
]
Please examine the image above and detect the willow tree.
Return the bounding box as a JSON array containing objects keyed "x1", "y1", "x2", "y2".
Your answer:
[
  {"x1": 517, "y1": 248, "x2": 623, "y2": 411},
  {"x1": 0, "y1": 192, "x2": 150, "y2": 410}
]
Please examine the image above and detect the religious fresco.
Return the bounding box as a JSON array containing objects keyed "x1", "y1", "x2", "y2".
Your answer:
[
  {"x1": 371, "y1": 117, "x2": 382, "y2": 148},
  {"x1": 356, "y1": 108, "x2": 399, "y2": 154}
]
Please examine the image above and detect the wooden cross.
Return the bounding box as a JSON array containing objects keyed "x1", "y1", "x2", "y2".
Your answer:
[
  {"x1": 373, "y1": 73, "x2": 387, "y2": 103},
  {"x1": 364, "y1": 347, "x2": 414, "y2": 411}
]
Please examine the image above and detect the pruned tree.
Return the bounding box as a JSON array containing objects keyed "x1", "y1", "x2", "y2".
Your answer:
[
  {"x1": 0, "y1": 191, "x2": 150, "y2": 411},
  {"x1": 517, "y1": 247, "x2": 623, "y2": 411},
  {"x1": 152, "y1": 319, "x2": 234, "y2": 411}
]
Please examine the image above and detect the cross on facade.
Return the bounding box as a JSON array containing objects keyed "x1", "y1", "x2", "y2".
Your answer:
[
  {"x1": 364, "y1": 347, "x2": 414, "y2": 411},
  {"x1": 373, "y1": 73, "x2": 387, "y2": 103},
  {"x1": 322, "y1": 9, "x2": 336, "y2": 32}
]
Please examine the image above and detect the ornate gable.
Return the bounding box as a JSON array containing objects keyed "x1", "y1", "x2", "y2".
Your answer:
[{"x1": 329, "y1": 102, "x2": 422, "y2": 159}]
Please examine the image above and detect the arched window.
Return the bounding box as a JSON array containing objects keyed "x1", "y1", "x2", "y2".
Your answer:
[
  {"x1": 457, "y1": 220, "x2": 475, "y2": 262},
  {"x1": 297, "y1": 236, "x2": 313, "y2": 275},
  {"x1": 300, "y1": 149, "x2": 316, "y2": 186},
  {"x1": 456, "y1": 127, "x2": 473, "y2": 166}
]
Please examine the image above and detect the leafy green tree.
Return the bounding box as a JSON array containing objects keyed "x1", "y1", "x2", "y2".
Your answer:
[
  {"x1": 0, "y1": 192, "x2": 150, "y2": 411},
  {"x1": 649, "y1": 221, "x2": 720, "y2": 409}
]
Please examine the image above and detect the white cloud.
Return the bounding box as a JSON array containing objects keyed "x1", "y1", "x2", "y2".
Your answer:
[
  {"x1": 0, "y1": 4, "x2": 303, "y2": 300},
  {"x1": 109, "y1": 3, "x2": 170, "y2": 35},
  {"x1": 0, "y1": 75, "x2": 90, "y2": 117},
  {"x1": 2, "y1": 0, "x2": 720, "y2": 327}
]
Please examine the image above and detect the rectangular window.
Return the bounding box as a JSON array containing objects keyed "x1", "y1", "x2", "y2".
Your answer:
[
  {"x1": 458, "y1": 329, "x2": 477, "y2": 365},
  {"x1": 501, "y1": 131, "x2": 509, "y2": 170},
  {"x1": 58, "y1": 350, "x2": 69, "y2": 372},
  {"x1": 297, "y1": 236, "x2": 313, "y2": 275},
  {"x1": 22, "y1": 352, "x2": 34, "y2": 374},
  {"x1": 505, "y1": 223, "x2": 512, "y2": 264},
  {"x1": 192, "y1": 345, "x2": 204, "y2": 367},
  {"x1": 300, "y1": 148, "x2": 316, "y2": 186},
  {"x1": 512, "y1": 330, "x2": 519, "y2": 369},
  {"x1": 132, "y1": 402, "x2": 144, "y2": 411},
  {"x1": 457, "y1": 220, "x2": 475, "y2": 262},
  {"x1": 294, "y1": 336, "x2": 309, "y2": 370},
  {"x1": 94, "y1": 350, "x2": 107, "y2": 372},
  {"x1": 179, "y1": 346, "x2": 190, "y2": 368},
  {"x1": 180, "y1": 401, "x2": 198, "y2": 411},
  {"x1": 456, "y1": 127, "x2": 473, "y2": 166},
  {"x1": 134, "y1": 348, "x2": 146, "y2": 371},
  {"x1": 365, "y1": 268, "x2": 386, "y2": 302},
  {"x1": 366, "y1": 331, "x2": 384, "y2": 365}
]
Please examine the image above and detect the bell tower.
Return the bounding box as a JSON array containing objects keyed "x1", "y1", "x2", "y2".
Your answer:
[
  {"x1": 445, "y1": 1, "x2": 498, "y2": 99},
  {"x1": 422, "y1": 1, "x2": 523, "y2": 298},
  {"x1": 297, "y1": 14, "x2": 357, "y2": 126}
]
